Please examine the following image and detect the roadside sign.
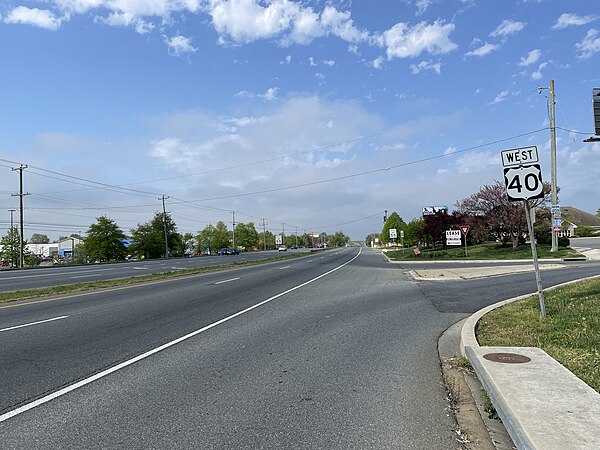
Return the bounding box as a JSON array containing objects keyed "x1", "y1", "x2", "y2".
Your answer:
[
  {"x1": 503, "y1": 164, "x2": 544, "y2": 201},
  {"x1": 551, "y1": 205, "x2": 561, "y2": 219},
  {"x1": 400, "y1": 230, "x2": 404, "y2": 238},
  {"x1": 501, "y1": 146, "x2": 538, "y2": 168},
  {"x1": 459, "y1": 225, "x2": 470, "y2": 236},
  {"x1": 446, "y1": 230, "x2": 462, "y2": 246},
  {"x1": 389, "y1": 228, "x2": 397, "y2": 239},
  {"x1": 276, "y1": 235, "x2": 283, "y2": 245}
]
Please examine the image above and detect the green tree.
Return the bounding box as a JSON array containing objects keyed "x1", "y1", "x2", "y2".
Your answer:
[
  {"x1": 1, "y1": 227, "x2": 21, "y2": 266},
  {"x1": 84, "y1": 216, "x2": 127, "y2": 262},
  {"x1": 258, "y1": 230, "x2": 275, "y2": 250},
  {"x1": 212, "y1": 221, "x2": 231, "y2": 251},
  {"x1": 30, "y1": 233, "x2": 49, "y2": 244},
  {"x1": 381, "y1": 212, "x2": 406, "y2": 245},
  {"x1": 197, "y1": 224, "x2": 216, "y2": 254},
  {"x1": 404, "y1": 218, "x2": 425, "y2": 246},
  {"x1": 130, "y1": 212, "x2": 182, "y2": 259},
  {"x1": 329, "y1": 231, "x2": 350, "y2": 247},
  {"x1": 234, "y1": 222, "x2": 259, "y2": 251},
  {"x1": 181, "y1": 232, "x2": 195, "y2": 254}
]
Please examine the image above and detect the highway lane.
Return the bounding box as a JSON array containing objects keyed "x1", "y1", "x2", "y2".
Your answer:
[
  {"x1": 2, "y1": 247, "x2": 600, "y2": 448},
  {"x1": 0, "y1": 248, "x2": 314, "y2": 291}
]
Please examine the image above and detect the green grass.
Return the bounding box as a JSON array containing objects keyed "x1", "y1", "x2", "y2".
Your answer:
[
  {"x1": 385, "y1": 241, "x2": 583, "y2": 261},
  {"x1": 476, "y1": 277, "x2": 600, "y2": 392},
  {"x1": 0, "y1": 252, "x2": 316, "y2": 304}
]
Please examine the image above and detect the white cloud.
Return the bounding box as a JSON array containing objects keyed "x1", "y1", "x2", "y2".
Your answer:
[
  {"x1": 415, "y1": 0, "x2": 432, "y2": 16},
  {"x1": 490, "y1": 90, "x2": 509, "y2": 104},
  {"x1": 260, "y1": 87, "x2": 280, "y2": 101},
  {"x1": 465, "y1": 42, "x2": 499, "y2": 57},
  {"x1": 380, "y1": 20, "x2": 458, "y2": 59},
  {"x1": 280, "y1": 55, "x2": 292, "y2": 65},
  {"x1": 165, "y1": 35, "x2": 197, "y2": 55},
  {"x1": 552, "y1": 13, "x2": 597, "y2": 30},
  {"x1": 410, "y1": 60, "x2": 442, "y2": 75},
  {"x1": 4, "y1": 6, "x2": 62, "y2": 30},
  {"x1": 530, "y1": 61, "x2": 548, "y2": 80},
  {"x1": 490, "y1": 19, "x2": 526, "y2": 38},
  {"x1": 576, "y1": 29, "x2": 600, "y2": 60},
  {"x1": 308, "y1": 56, "x2": 317, "y2": 66},
  {"x1": 444, "y1": 146, "x2": 457, "y2": 155},
  {"x1": 371, "y1": 56, "x2": 385, "y2": 70},
  {"x1": 323, "y1": 59, "x2": 335, "y2": 67},
  {"x1": 348, "y1": 44, "x2": 360, "y2": 55},
  {"x1": 208, "y1": 1, "x2": 368, "y2": 46},
  {"x1": 518, "y1": 49, "x2": 541, "y2": 66}
]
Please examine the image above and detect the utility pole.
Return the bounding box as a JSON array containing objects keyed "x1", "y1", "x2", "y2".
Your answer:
[
  {"x1": 549, "y1": 80, "x2": 559, "y2": 252},
  {"x1": 261, "y1": 218, "x2": 267, "y2": 251},
  {"x1": 11, "y1": 165, "x2": 29, "y2": 268},
  {"x1": 232, "y1": 211, "x2": 236, "y2": 249},
  {"x1": 8, "y1": 209, "x2": 16, "y2": 267},
  {"x1": 159, "y1": 195, "x2": 169, "y2": 258},
  {"x1": 295, "y1": 226, "x2": 298, "y2": 247}
]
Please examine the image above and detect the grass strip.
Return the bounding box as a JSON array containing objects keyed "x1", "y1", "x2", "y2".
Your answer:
[
  {"x1": 476, "y1": 277, "x2": 600, "y2": 392},
  {"x1": 0, "y1": 252, "x2": 315, "y2": 304},
  {"x1": 386, "y1": 241, "x2": 582, "y2": 260}
]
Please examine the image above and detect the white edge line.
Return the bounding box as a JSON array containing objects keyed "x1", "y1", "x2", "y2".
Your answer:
[
  {"x1": 0, "y1": 247, "x2": 361, "y2": 423},
  {"x1": 278, "y1": 266, "x2": 291, "y2": 270},
  {"x1": 214, "y1": 277, "x2": 240, "y2": 285},
  {"x1": 0, "y1": 316, "x2": 69, "y2": 333}
]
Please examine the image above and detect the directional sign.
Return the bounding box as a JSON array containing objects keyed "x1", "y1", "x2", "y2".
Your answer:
[
  {"x1": 501, "y1": 146, "x2": 538, "y2": 168},
  {"x1": 503, "y1": 164, "x2": 544, "y2": 201},
  {"x1": 389, "y1": 228, "x2": 397, "y2": 239},
  {"x1": 459, "y1": 225, "x2": 470, "y2": 236}
]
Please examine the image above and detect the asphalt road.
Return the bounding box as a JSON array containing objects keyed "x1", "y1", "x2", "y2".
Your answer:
[
  {"x1": 0, "y1": 248, "x2": 312, "y2": 291},
  {"x1": 1, "y1": 247, "x2": 600, "y2": 449}
]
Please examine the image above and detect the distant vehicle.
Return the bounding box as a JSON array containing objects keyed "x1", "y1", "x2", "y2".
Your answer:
[
  {"x1": 187, "y1": 253, "x2": 206, "y2": 257},
  {"x1": 278, "y1": 245, "x2": 287, "y2": 252},
  {"x1": 218, "y1": 248, "x2": 240, "y2": 255},
  {"x1": 290, "y1": 245, "x2": 298, "y2": 249}
]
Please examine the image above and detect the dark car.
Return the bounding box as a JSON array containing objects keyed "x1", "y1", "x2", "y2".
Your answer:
[{"x1": 218, "y1": 248, "x2": 240, "y2": 255}]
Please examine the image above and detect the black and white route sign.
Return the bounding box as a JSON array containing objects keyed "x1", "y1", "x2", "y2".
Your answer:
[
  {"x1": 389, "y1": 228, "x2": 397, "y2": 239},
  {"x1": 503, "y1": 164, "x2": 544, "y2": 201},
  {"x1": 501, "y1": 146, "x2": 538, "y2": 168}
]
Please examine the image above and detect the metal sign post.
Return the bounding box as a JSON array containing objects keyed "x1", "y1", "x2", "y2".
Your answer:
[
  {"x1": 460, "y1": 225, "x2": 470, "y2": 257},
  {"x1": 524, "y1": 200, "x2": 547, "y2": 319}
]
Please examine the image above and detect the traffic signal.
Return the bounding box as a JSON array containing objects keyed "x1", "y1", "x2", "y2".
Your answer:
[{"x1": 594, "y1": 88, "x2": 600, "y2": 136}]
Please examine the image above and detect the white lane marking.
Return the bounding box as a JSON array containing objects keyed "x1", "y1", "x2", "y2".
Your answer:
[
  {"x1": 214, "y1": 277, "x2": 240, "y2": 285},
  {"x1": 0, "y1": 268, "x2": 114, "y2": 280},
  {"x1": 69, "y1": 274, "x2": 103, "y2": 279},
  {"x1": 278, "y1": 266, "x2": 291, "y2": 270},
  {"x1": 306, "y1": 260, "x2": 312, "y2": 263},
  {"x1": 0, "y1": 247, "x2": 361, "y2": 423},
  {"x1": 0, "y1": 316, "x2": 69, "y2": 333},
  {"x1": 133, "y1": 267, "x2": 148, "y2": 270}
]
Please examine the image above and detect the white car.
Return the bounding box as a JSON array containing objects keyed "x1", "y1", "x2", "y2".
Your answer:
[{"x1": 278, "y1": 245, "x2": 287, "y2": 251}]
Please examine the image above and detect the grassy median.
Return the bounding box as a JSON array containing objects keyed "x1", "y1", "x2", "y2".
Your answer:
[
  {"x1": 476, "y1": 277, "x2": 600, "y2": 392},
  {"x1": 385, "y1": 241, "x2": 583, "y2": 260}
]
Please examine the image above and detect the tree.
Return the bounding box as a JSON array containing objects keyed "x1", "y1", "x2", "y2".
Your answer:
[
  {"x1": 422, "y1": 211, "x2": 463, "y2": 249},
  {"x1": 381, "y1": 212, "x2": 406, "y2": 245},
  {"x1": 84, "y1": 216, "x2": 127, "y2": 262},
  {"x1": 234, "y1": 222, "x2": 259, "y2": 251},
  {"x1": 404, "y1": 218, "x2": 425, "y2": 246},
  {"x1": 329, "y1": 231, "x2": 350, "y2": 247},
  {"x1": 29, "y1": 233, "x2": 49, "y2": 244},
  {"x1": 455, "y1": 180, "x2": 552, "y2": 250},
  {"x1": 212, "y1": 221, "x2": 231, "y2": 250},
  {"x1": 1, "y1": 227, "x2": 21, "y2": 266},
  {"x1": 258, "y1": 230, "x2": 275, "y2": 250},
  {"x1": 129, "y1": 212, "x2": 182, "y2": 259},
  {"x1": 365, "y1": 233, "x2": 380, "y2": 247},
  {"x1": 181, "y1": 232, "x2": 195, "y2": 254}
]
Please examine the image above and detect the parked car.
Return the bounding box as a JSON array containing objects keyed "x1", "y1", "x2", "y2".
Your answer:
[
  {"x1": 278, "y1": 245, "x2": 287, "y2": 252},
  {"x1": 229, "y1": 248, "x2": 240, "y2": 255}
]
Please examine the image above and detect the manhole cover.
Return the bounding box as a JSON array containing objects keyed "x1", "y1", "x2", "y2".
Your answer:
[{"x1": 483, "y1": 353, "x2": 531, "y2": 364}]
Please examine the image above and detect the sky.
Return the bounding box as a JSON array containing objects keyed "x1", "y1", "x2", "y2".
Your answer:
[{"x1": 0, "y1": 0, "x2": 599, "y2": 242}]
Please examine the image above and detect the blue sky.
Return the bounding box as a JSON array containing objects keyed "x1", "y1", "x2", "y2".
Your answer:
[{"x1": 1, "y1": 0, "x2": 599, "y2": 241}]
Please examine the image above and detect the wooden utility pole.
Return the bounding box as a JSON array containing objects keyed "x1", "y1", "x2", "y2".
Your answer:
[
  {"x1": 11, "y1": 165, "x2": 29, "y2": 268},
  {"x1": 549, "y1": 80, "x2": 558, "y2": 252},
  {"x1": 159, "y1": 195, "x2": 170, "y2": 258}
]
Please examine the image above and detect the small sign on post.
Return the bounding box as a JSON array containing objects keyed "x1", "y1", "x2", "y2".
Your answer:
[
  {"x1": 460, "y1": 225, "x2": 470, "y2": 257},
  {"x1": 446, "y1": 230, "x2": 461, "y2": 246}
]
